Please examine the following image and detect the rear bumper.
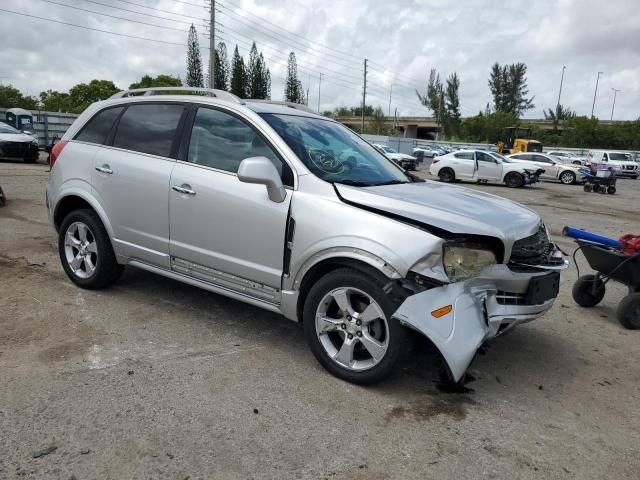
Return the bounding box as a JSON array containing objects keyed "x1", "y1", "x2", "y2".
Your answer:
[{"x1": 392, "y1": 262, "x2": 567, "y2": 381}]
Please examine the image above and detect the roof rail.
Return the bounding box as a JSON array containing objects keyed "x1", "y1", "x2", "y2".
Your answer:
[
  {"x1": 109, "y1": 87, "x2": 244, "y2": 104},
  {"x1": 245, "y1": 99, "x2": 317, "y2": 114}
]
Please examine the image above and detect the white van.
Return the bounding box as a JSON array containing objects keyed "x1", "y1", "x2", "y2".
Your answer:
[{"x1": 587, "y1": 150, "x2": 638, "y2": 178}]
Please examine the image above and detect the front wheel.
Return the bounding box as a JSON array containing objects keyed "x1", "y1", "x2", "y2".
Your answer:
[
  {"x1": 504, "y1": 172, "x2": 524, "y2": 188},
  {"x1": 572, "y1": 274, "x2": 605, "y2": 307},
  {"x1": 560, "y1": 171, "x2": 576, "y2": 185},
  {"x1": 303, "y1": 268, "x2": 407, "y2": 384},
  {"x1": 617, "y1": 293, "x2": 640, "y2": 329},
  {"x1": 58, "y1": 209, "x2": 124, "y2": 289}
]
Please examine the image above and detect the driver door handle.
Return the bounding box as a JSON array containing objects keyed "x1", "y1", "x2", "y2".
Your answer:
[
  {"x1": 95, "y1": 164, "x2": 113, "y2": 174},
  {"x1": 172, "y1": 184, "x2": 196, "y2": 195}
]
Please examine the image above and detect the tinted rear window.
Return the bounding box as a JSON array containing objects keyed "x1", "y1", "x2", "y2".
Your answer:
[
  {"x1": 75, "y1": 107, "x2": 123, "y2": 144},
  {"x1": 112, "y1": 104, "x2": 184, "y2": 157}
]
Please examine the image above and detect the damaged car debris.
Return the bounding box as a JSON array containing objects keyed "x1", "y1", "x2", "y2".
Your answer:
[{"x1": 47, "y1": 87, "x2": 568, "y2": 385}]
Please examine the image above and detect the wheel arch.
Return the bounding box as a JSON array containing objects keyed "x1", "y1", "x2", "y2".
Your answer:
[
  {"x1": 293, "y1": 255, "x2": 400, "y2": 323},
  {"x1": 53, "y1": 191, "x2": 114, "y2": 241}
]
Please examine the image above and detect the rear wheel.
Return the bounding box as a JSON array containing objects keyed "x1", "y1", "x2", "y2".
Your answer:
[
  {"x1": 58, "y1": 209, "x2": 124, "y2": 289},
  {"x1": 303, "y1": 268, "x2": 407, "y2": 384},
  {"x1": 560, "y1": 171, "x2": 576, "y2": 185},
  {"x1": 583, "y1": 184, "x2": 593, "y2": 192},
  {"x1": 572, "y1": 274, "x2": 605, "y2": 307},
  {"x1": 504, "y1": 172, "x2": 524, "y2": 188},
  {"x1": 438, "y1": 167, "x2": 455, "y2": 183},
  {"x1": 607, "y1": 186, "x2": 617, "y2": 194},
  {"x1": 617, "y1": 293, "x2": 640, "y2": 329}
]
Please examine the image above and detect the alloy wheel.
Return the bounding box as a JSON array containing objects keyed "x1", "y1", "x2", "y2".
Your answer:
[
  {"x1": 63, "y1": 221, "x2": 98, "y2": 279},
  {"x1": 315, "y1": 287, "x2": 389, "y2": 371}
]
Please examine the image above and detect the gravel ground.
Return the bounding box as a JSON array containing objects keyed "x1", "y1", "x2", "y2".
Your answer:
[{"x1": 1, "y1": 155, "x2": 639, "y2": 480}]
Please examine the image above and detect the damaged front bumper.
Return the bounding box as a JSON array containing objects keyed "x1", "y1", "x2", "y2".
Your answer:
[{"x1": 392, "y1": 262, "x2": 568, "y2": 382}]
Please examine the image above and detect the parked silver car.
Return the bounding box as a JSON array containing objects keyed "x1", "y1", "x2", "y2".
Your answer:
[{"x1": 46, "y1": 87, "x2": 567, "y2": 385}]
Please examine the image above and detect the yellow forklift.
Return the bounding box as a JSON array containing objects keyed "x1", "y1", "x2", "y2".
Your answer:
[{"x1": 497, "y1": 127, "x2": 543, "y2": 154}]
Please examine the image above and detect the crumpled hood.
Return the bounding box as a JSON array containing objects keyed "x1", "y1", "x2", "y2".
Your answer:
[
  {"x1": 0, "y1": 133, "x2": 35, "y2": 143},
  {"x1": 335, "y1": 181, "x2": 541, "y2": 242}
]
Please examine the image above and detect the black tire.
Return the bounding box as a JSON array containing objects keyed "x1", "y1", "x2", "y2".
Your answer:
[
  {"x1": 617, "y1": 293, "x2": 640, "y2": 329},
  {"x1": 58, "y1": 209, "x2": 124, "y2": 289},
  {"x1": 592, "y1": 185, "x2": 601, "y2": 193},
  {"x1": 584, "y1": 184, "x2": 592, "y2": 192},
  {"x1": 23, "y1": 156, "x2": 38, "y2": 164},
  {"x1": 559, "y1": 170, "x2": 576, "y2": 185},
  {"x1": 438, "y1": 167, "x2": 455, "y2": 183},
  {"x1": 631, "y1": 176, "x2": 638, "y2": 180},
  {"x1": 607, "y1": 186, "x2": 616, "y2": 194},
  {"x1": 572, "y1": 274, "x2": 605, "y2": 307},
  {"x1": 504, "y1": 172, "x2": 524, "y2": 188},
  {"x1": 303, "y1": 267, "x2": 407, "y2": 385}
]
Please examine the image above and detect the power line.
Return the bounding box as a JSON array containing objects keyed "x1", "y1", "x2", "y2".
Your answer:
[
  {"x1": 81, "y1": 0, "x2": 208, "y2": 29},
  {"x1": 36, "y1": 0, "x2": 189, "y2": 32},
  {"x1": 112, "y1": 0, "x2": 205, "y2": 20},
  {"x1": 220, "y1": 0, "x2": 363, "y2": 63},
  {"x1": 217, "y1": 6, "x2": 359, "y2": 71},
  {"x1": 0, "y1": 7, "x2": 192, "y2": 47}
]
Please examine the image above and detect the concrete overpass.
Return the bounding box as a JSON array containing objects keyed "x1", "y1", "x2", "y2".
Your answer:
[{"x1": 335, "y1": 116, "x2": 625, "y2": 139}]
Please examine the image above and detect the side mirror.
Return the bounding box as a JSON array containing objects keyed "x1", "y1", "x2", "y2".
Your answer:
[{"x1": 237, "y1": 156, "x2": 287, "y2": 203}]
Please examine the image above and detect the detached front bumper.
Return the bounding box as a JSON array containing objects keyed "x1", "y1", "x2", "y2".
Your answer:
[{"x1": 392, "y1": 262, "x2": 567, "y2": 381}]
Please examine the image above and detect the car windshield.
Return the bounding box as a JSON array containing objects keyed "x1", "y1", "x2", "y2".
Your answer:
[
  {"x1": 260, "y1": 113, "x2": 409, "y2": 186},
  {"x1": 0, "y1": 123, "x2": 20, "y2": 134},
  {"x1": 609, "y1": 153, "x2": 631, "y2": 161},
  {"x1": 379, "y1": 145, "x2": 396, "y2": 153},
  {"x1": 489, "y1": 152, "x2": 512, "y2": 163}
]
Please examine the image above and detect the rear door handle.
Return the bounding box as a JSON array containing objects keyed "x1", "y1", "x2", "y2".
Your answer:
[
  {"x1": 172, "y1": 184, "x2": 196, "y2": 195},
  {"x1": 95, "y1": 164, "x2": 113, "y2": 174}
]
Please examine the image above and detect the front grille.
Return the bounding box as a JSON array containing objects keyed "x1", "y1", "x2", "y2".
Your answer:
[
  {"x1": 0, "y1": 141, "x2": 37, "y2": 157},
  {"x1": 510, "y1": 225, "x2": 550, "y2": 265},
  {"x1": 496, "y1": 291, "x2": 526, "y2": 305}
]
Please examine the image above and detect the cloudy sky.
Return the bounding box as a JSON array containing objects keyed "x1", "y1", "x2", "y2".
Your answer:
[{"x1": 1, "y1": 0, "x2": 638, "y2": 119}]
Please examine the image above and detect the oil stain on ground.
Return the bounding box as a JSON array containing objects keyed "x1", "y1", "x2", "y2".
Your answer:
[{"x1": 384, "y1": 394, "x2": 477, "y2": 422}]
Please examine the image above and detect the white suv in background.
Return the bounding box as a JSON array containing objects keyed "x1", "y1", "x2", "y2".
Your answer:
[
  {"x1": 587, "y1": 150, "x2": 638, "y2": 179},
  {"x1": 46, "y1": 87, "x2": 566, "y2": 385}
]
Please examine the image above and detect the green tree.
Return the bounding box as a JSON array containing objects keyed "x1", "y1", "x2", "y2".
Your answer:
[
  {"x1": 543, "y1": 104, "x2": 576, "y2": 130},
  {"x1": 229, "y1": 45, "x2": 246, "y2": 98},
  {"x1": 39, "y1": 90, "x2": 72, "y2": 112},
  {"x1": 213, "y1": 42, "x2": 230, "y2": 91},
  {"x1": 488, "y1": 62, "x2": 535, "y2": 117},
  {"x1": 333, "y1": 106, "x2": 352, "y2": 117},
  {"x1": 351, "y1": 105, "x2": 375, "y2": 117},
  {"x1": 67, "y1": 80, "x2": 119, "y2": 113},
  {"x1": 185, "y1": 24, "x2": 204, "y2": 87},
  {"x1": 368, "y1": 106, "x2": 387, "y2": 134},
  {"x1": 416, "y1": 68, "x2": 444, "y2": 121},
  {"x1": 128, "y1": 74, "x2": 182, "y2": 89},
  {"x1": 284, "y1": 52, "x2": 304, "y2": 103},
  {"x1": 444, "y1": 72, "x2": 461, "y2": 137},
  {"x1": 0, "y1": 84, "x2": 39, "y2": 110},
  {"x1": 246, "y1": 43, "x2": 271, "y2": 99}
]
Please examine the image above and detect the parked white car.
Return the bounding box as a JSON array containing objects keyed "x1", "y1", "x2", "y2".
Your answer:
[
  {"x1": 429, "y1": 150, "x2": 543, "y2": 187},
  {"x1": 507, "y1": 152, "x2": 586, "y2": 185},
  {"x1": 587, "y1": 150, "x2": 638, "y2": 179},
  {"x1": 372, "y1": 144, "x2": 417, "y2": 170},
  {"x1": 547, "y1": 151, "x2": 588, "y2": 166}
]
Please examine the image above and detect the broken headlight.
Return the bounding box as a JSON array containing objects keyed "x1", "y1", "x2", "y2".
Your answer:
[{"x1": 443, "y1": 245, "x2": 497, "y2": 282}]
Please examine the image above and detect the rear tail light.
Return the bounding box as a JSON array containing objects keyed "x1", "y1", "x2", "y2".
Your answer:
[{"x1": 49, "y1": 140, "x2": 68, "y2": 169}]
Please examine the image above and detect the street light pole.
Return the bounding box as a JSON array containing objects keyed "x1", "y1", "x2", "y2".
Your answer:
[
  {"x1": 317, "y1": 72, "x2": 323, "y2": 113},
  {"x1": 610, "y1": 88, "x2": 620, "y2": 121},
  {"x1": 591, "y1": 71, "x2": 603, "y2": 118},
  {"x1": 556, "y1": 65, "x2": 566, "y2": 111},
  {"x1": 388, "y1": 83, "x2": 393, "y2": 117}
]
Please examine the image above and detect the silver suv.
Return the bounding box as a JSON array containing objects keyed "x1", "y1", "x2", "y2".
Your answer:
[{"x1": 47, "y1": 87, "x2": 567, "y2": 384}]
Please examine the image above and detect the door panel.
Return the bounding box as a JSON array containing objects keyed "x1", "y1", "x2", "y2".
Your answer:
[
  {"x1": 476, "y1": 152, "x2": 502, "y2": 181},
  {"x1": 169, "y1": 163, "x2": 291, "y2": 289},
  {"x1": 92, "y1": 147, "x2": 174, "y2": 267}
]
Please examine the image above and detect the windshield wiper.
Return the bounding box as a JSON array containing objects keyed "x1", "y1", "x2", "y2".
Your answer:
[
  {"x1": 333, "y1": 179, "x2": 375, "y2": 187},
  {"x1": 373, "y1": 179, "x2": 410, "y2": 186}
]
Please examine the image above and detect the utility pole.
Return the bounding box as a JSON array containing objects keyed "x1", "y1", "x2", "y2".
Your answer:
[
  {"x1": 556, "y1": 65, "x2": 566, "y2": 111},
  {"x1": 591, "y1": 71, "x2": 603, "y2": 118},
  {"x1": 317, "y1": 72, "x2": 323, "y2": 113},
  {"x1": 361, "y1": 58, "x2": 367, "y2": 132},
  {"x1": 388, "y1": 83, "x2": 393, "y2": 116},
  {"x1": 610, "y1": 88, "x2": 620, "y2": 121},
  {"x1": 208, "y1": 0, "x2": 215, "y2": 89},
  {"x1": 306, "y1": 74, "x2": 310, "y2": 106}
]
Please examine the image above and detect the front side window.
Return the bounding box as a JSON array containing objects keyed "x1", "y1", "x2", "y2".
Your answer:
[
  {"x1": 609, "y1": 153, "x2": 631, "y2": 161},
  {"x1": 260, "y1": 113, "x2": 409, "y2": 186},
  {"x1": 112, "y1": 104, "x2": 184, "y2": 157},
  {"x1": 476, "y1": 151, "x2": 495, "y2": 163},
  {"x1": 187, "y1": 107, "x2": 291, "y2": 185},
  {"x1": 75, "y1": 107, "x2": 123, "y2": 145}
]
